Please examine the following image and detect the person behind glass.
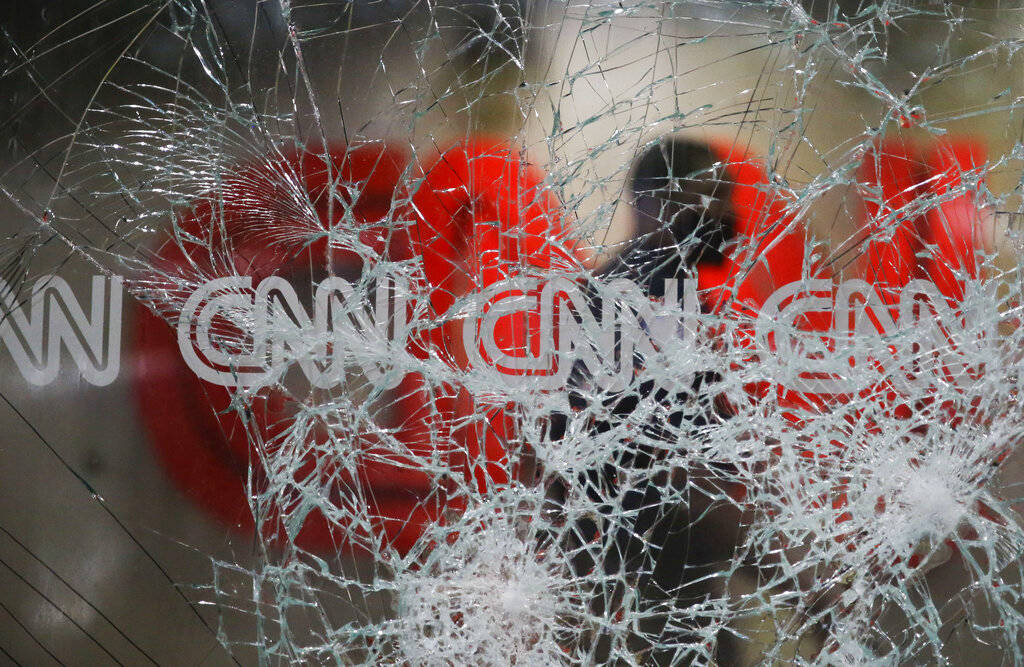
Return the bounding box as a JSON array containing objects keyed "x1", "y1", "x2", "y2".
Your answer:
[{"x1": 545, "y1": 138, "x2": 747, "y2": 663}]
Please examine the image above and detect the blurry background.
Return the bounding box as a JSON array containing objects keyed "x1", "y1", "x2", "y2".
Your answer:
[{"x1": 1, "y1": 0, "x2": 1024, "y2": 664}]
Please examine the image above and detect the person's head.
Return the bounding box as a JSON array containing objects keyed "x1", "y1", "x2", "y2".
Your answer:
[{"x1": 628, "y1": 137, "x2": 735, "y2": 267}]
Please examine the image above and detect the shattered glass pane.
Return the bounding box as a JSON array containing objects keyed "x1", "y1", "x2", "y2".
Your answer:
[{"x1": 2, "y1": 0, "x2": 1024, "y2": 664}]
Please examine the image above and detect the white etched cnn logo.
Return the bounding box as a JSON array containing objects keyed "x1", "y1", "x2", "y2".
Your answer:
[{"x1": 0, "y1": 275, "x2": 123, "y2": 386}]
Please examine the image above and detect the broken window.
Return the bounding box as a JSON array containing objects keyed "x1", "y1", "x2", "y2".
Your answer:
[{"x1": 1, "y1": 0, "x2": 1024, "y2": 663}]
